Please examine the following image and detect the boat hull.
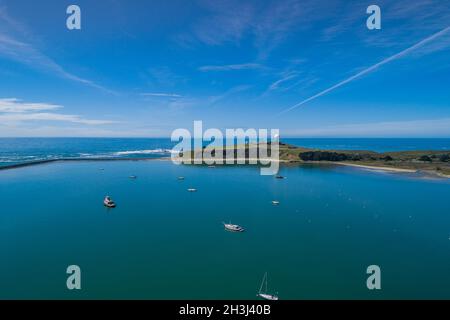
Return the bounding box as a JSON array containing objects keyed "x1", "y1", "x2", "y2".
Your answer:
[
  {"x1": 224, "y1": 226, "x2": 244, "y2": 232},
  {"x1": 258, "y1": 293, "x2": 279, "y2": 301},
  {"x1": 104, "y1": 201, "x2": 116, "y2": 208}
]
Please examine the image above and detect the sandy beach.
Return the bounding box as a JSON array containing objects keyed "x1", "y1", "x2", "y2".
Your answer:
[{"x1": 334, "y1": 162, "x2": 417, "y2": 173}]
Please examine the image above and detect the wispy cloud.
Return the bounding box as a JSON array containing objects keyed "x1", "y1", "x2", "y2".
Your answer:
[
  {"x1": 279, "y1": 26, "x2": 450, "y2": 115},
  {"x1": 207, "y1": 85, "x2": 252, "y2": 106},
  {"x1": 0, "y1": 8, "x2": 114, "y2": 93},
  {"x1": 286, "y1": 118, "x2": 450, "y2": 138},
  {"x1": 184, "y1": 0, "x2": 254, "y2": 46},
  {"x1": 0, "y1": 113, "x2": 116, "y2": 125},
  {"x1": 0, "y1": 98, "x2": 116, "y2": 125},
  {"x1": 199, "y1": 63, "x2": 263, "y2": 72},
  {"x1": 144, "y1": 66, "x2": 187, "y2": 88},
  {"x1": 252, "y1": 0, "x2": 315, "y2": 59},
  {"x1": 0, "y1": 98, "x2": 62, "y2": 113},
  {"x1": 268, "y1": 73, "x2": 298, "y2": 91},
  {"x1": 180, "y1": 0, "x2": 318, "y2": 58},
  {"x1": 140, "y1": 93, "x2": 183, "y2": 98}
]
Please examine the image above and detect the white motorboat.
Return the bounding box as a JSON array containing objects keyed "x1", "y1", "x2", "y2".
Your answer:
[
  {"x1": 223, "y1": 222, "x2": 244, "y2": 232},
  {"x1": 103, "y1": 196, "x2": 116, "y2": 208},
  {"x1": 272, "y1": 200, "x2": 280, "y2": 205},
  {"x1": 187, "y1": 188, "x2": 197, "y2": 192}
]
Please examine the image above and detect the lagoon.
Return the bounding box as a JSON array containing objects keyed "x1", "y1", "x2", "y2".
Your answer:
[{"x1": 0, "y1": 159, "x2": 449, "y2": 299}]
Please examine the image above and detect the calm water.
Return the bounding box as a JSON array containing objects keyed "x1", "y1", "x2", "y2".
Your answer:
[
  {"x1": 0, "y1": 159, "x2": 449, "y2": 299},
  {"x1": 1, "y1": 138, "x2": 450, "y2": 167}
]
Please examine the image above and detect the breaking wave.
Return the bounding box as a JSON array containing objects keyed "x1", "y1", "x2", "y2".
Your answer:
[{"x1": 113, "y1": 149, "x2": 175, "y2": 156}]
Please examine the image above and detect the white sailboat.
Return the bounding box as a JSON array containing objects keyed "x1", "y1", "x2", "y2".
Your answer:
[{"x1": 257, "y1": 273, "x2": 279, "y2": 300}]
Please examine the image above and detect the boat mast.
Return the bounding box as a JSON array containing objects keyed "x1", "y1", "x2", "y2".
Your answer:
[
  {"x1": 259, "y1": 272, "x2": 267, "y2": 294},
  {"x1": 265, "y1": 273, "x2": 268, "y2": 294}
]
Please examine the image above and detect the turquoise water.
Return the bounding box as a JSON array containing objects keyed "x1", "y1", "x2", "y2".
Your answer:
[
  {"x1": 0, "y1": 159, "x2": 449, "y2": 299},
  {"x1": 1, "y1": 138, "x2": 450, "y2": 167}
]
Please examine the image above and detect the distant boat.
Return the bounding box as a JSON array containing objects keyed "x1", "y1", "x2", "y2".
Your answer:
[
  {"x1": 275, "y1": 175, "x2": 285, "y2": 179},
  {"x1": 129, "y1": 175, "x2": 137, "y2": 179},
  {"x1": 178, "y1": 176, "x2": 185, "y2": 180},
  {"x1": 208, "y1": 165, "x2": 216, "y2": 168},
  {"x1": 103, "y1": 196, "x2": 116, "y2": 208},
  {"x1": 187, "y1": 188, "x2": 197, "y2": 192},
  {"x1": 257, "y1": 273, "x2": 279, "y2": 301},
  {"x1": 223, "y1": 222, "x2": 244, "y2": 232},
  {"x1": 272, "y1": 200, "x2": 280, "y2": 205}
]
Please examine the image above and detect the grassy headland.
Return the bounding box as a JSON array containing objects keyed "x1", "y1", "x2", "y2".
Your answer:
[
  {"x1": 278, "y1": 142, "x2": 450, "y2": 177},
  {"x1": 179, "y1": 142, "x2": 450, "y2": 177}
]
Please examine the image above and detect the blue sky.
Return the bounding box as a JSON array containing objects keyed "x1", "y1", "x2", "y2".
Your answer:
[{"x1": 0, "y1": 0, "x2": 449, "y2": 137}]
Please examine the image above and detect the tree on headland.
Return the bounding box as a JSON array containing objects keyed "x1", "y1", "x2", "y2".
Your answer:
[
  {"x1": 418, "y1": 155, "x2": 432, "y2": 162},
  {"x1": 439, "y1": 154, "x2": 450, "y2": 162}
]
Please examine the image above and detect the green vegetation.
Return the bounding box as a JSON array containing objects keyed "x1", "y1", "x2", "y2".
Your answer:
[
  {"x1": 278, "y1": 142, "x2": 450, "y2": 176},
  {"x1": 177, "y1": 142, "x2": 450, "y2": 177},
  {"x1": 179, "y1": 142, "x2": 450, "y2": 177}
]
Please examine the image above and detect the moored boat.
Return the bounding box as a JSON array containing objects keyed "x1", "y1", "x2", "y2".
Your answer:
[
  {"x1": 223, "y1": 222, "x2": 245, "y2": 232},
  {"x1": 103, "y1": 196, "x2": 116, "y2": 208},
  {"x1": 257, "y1": 273, "x2": 279, "y2": 300}
]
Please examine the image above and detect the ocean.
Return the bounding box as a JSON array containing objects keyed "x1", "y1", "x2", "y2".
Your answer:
[
  {"x1": 1, "y1": 138, "x2": 450, "y2": 168},
  {"x1": 0, "y1": 138, "x2": 449, "y2": 299}
]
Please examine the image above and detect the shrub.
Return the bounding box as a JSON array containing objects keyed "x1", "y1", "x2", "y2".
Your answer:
[
  {"x1": 439, "y1": 154, "x2": 450, "y2": 162},
  {"x1": 418, "y1": 155, "x2": 432, "y2": 162}
]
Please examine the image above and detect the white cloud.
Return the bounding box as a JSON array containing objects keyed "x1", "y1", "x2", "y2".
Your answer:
[
  {"x1": 0, "y1": 98, "x2": 116, "y2": 126},
  {"x1": 268, "y1": 73, "x2": 298, "y2": 91},
  {"x1": 207, "y1": 85, "x2": 251, "y2": 106},
  {"x1": 140, "y1": 93, "x2": 183, "y2": 98},
  {"x1": 286, "y1": 118, "x2": 450, "y2": 137},
  {"x1": 199, "y1": 63, "x2": 263, "y2": 72},
  {"x1": 279, "y1": 26, "x2": 450, "y2": 115},
  {"x1": 0, "y1": 113, "x2": 116, "y2": 125},
  {"x1": 0, "y1": 98, "x2": 62, "y2": 113},
  {"x1": 0, "y1": 8, "x2": 114, "y2": 93}
]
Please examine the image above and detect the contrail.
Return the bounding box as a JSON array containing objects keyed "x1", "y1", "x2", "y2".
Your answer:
[{"x1": 278, "y1": 26, "x2": 450, "y2": 116}]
